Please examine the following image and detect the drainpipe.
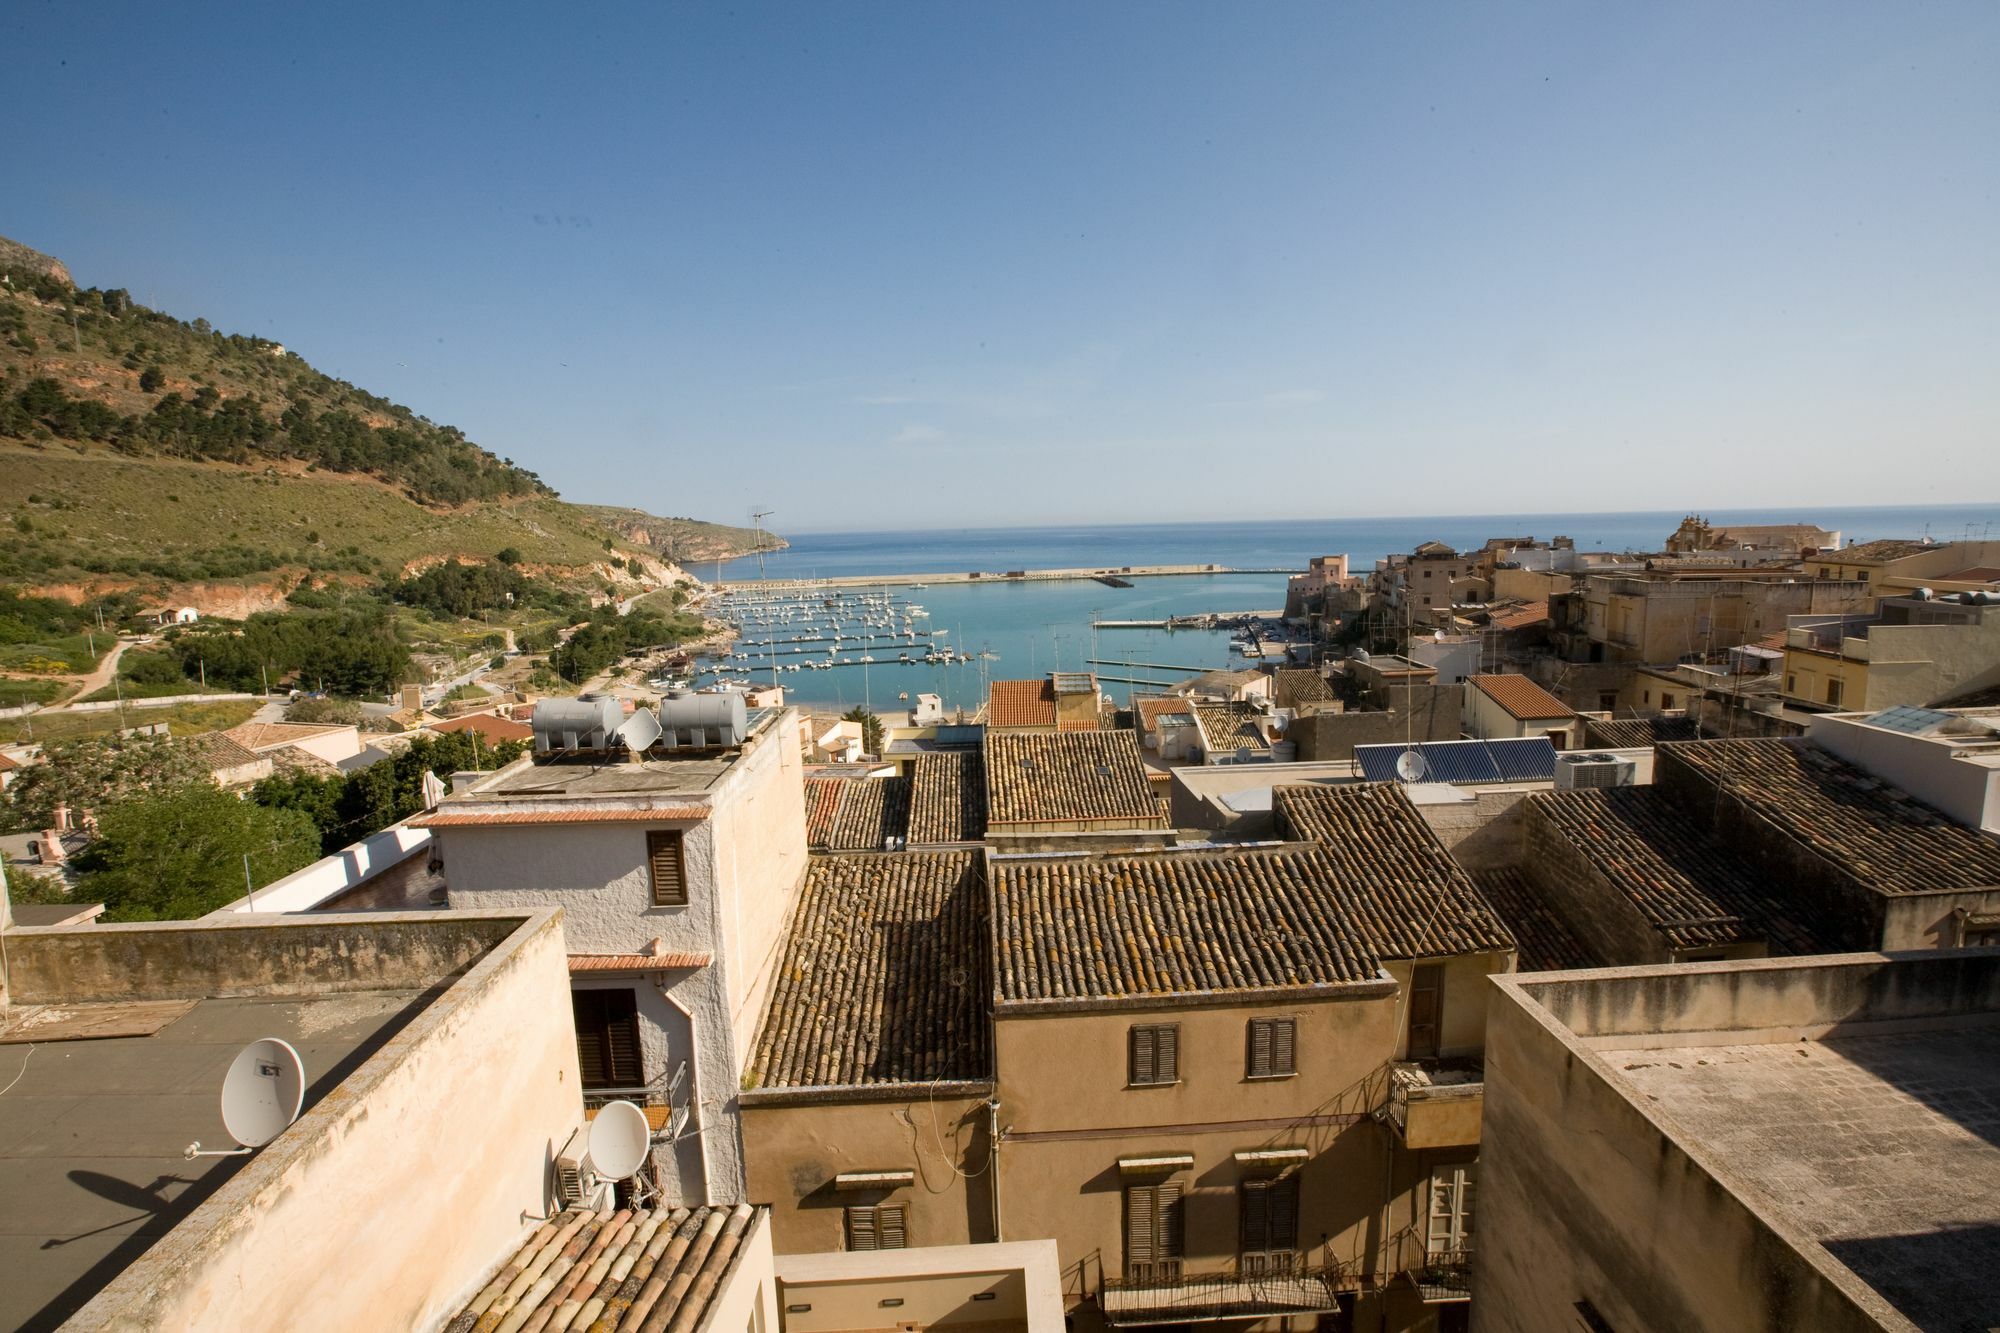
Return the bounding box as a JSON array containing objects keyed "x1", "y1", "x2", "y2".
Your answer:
[{"x1": 987, "y1": 1096, "x2": 1004, "y2": 1243}]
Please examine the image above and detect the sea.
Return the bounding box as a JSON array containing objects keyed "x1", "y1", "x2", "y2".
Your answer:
[{"x1": 704, "y1": 504, "x2": 2000, "y2": 713}]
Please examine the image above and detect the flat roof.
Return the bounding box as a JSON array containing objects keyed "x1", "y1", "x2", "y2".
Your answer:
[
  {"x1": 1606, "y1": 1025, "x2": 2000, "y2": 1329},
  {"x1": 433, "y1": 708, "x2": 784, "y2": 807},
  {"x1": 0, "y1": 989, "x2": 433, "y2": 1330}
]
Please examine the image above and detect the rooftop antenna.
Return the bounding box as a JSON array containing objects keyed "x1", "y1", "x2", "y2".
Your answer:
[
  {"x1": 751, "y1": 509, "x2": 775, "y2": 581},
  {"x1": 185, "y1": 1038, "x2": 305, "y2": 1158}
]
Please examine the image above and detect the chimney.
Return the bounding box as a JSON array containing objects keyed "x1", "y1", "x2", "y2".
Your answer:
[
  {"x1": 402, "y1": 683, "x2": 422, "y2": 713},
  {"x1": 53, "y1": 802, "x2": 71, "y2": 833},
  {"x1": 37, "y1": 829, "x2": 66, "y2": 866}
]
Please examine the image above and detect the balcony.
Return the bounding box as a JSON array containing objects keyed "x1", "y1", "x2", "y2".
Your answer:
[
  {"x1": 1099, "y1": 1259, "x2": 1346, "y2": 1326},
  {"x1": 1386, "y1": 1059, "x2": 1483, "y2": 1148},
  {"x1": 582, "y1": 1060, "x2": 689, "y2": 1137},
  {"x1": 1405, "y1": 1249, "x2": 1472, "y2": 1303}
]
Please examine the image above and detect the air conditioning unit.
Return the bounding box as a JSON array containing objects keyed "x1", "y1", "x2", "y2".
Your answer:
[
  {"x1": 1556, "y1": 752, "x2": 1637, "y2": 790},
  {"x1": 552, "y1": 1126, "x2": 615, "y2": 1210}
]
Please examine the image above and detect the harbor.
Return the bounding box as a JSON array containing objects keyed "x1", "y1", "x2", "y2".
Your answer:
[{"x1": 711, "y1": 561, "x2": 1297, "y2": 591}]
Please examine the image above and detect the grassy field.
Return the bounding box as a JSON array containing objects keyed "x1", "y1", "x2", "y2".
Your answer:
[
  {"x1": 0, "y1": 633, "x2": 101, "y2": 674},
  {"x1": 0, "y1": 676, "x2": 74, "y2": 707},
  {"x1": 2, "y1": 698, "x2": 257, "y2": 745}
]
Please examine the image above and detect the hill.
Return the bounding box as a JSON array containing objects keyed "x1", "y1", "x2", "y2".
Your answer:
[
  {"x1": 578, "y1": 505, "x2": 787, "y2": 568},
  {"x1": 0, "y1": 233, "x2": 773, "y2": 603}
]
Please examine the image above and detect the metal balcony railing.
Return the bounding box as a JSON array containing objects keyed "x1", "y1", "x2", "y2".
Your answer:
[
  {"x1": 1099, "y1": 1258, "x2": 1344, "y2": 1326},
  {"x1": 1408, "y1": 1249, "x2": 1473, "y2": 1301}
]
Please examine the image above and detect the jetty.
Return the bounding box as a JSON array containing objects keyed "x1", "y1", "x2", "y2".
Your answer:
[{"x1": 712, "y1": 563, "x2": 1298, "y2": 591}]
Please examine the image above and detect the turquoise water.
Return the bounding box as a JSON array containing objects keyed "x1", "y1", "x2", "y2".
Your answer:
[{"x1": 714, "y1": 503, "x2": 2000, "y2": 711}]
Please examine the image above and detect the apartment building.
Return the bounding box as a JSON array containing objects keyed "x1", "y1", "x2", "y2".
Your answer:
[
  {"x1": 1781, "y1": 588, "x2": 2000, "y2": 712},
  {"x1": 418, "y1": 701, "x2": 810, "y2": 1203},
  {"x1": 1806, "y1": 536, "x2": 2000, "y2": 593},
  {"x1": 1548, "y1": 571, "x2": 1874, "y2": 666},
  {"x1": 1480, "y1": 952, "x2": 2000, "y2": 1333}
]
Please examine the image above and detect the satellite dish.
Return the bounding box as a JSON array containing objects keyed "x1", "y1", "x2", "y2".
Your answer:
[
  {"x1": 617, "y1": 708, "x2": 663, "y2": 754},
  {"x1": 185, "y1": 1038, "x2": 306, "y2": 1158},
  {"x1": 1395, "y1": 748, "x2": 1429, "y2": 783},
  {"x1": 587, "y1": 1100, "x2": 652, "y2": 1180},
  {"x1": 1432, "y1": 629, "x2": 1446, "y2": 642}
]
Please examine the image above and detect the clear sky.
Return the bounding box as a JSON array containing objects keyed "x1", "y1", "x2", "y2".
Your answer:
[{"x1": 8, "y1": 3, "x2": 1997, "y2": 532}]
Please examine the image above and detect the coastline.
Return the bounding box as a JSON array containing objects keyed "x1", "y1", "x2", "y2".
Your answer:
[{"x1": 711, "y1": 562, "x2": 1299, "y2": 591}]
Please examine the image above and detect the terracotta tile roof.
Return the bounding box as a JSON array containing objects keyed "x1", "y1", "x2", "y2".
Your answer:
[
  {"x1": 1526, "y1": 785, "x2": 1835, "y2": 953},
  {"x1": 568, "y1": 950, "x2": 712, "y2": 972},
  {"x1": 1661, "y1": 738, "x2": 2000, "y2": 896},
  {"x1": 1470, "y1": 868, "x2": 1599, "y2": 972},
  {"x1": 1468, "y1": 673, "x2": 1576, "y2": 721},
  {"x1": 181, "y1": 731, "x2": 264, "y2": 773},
  {"x1": 268, "y1": 743, "x2": 339, "y2": 777},
  {"x1": 803, "y1": 777, "x2": 847, "y2": 849},
  {"x1": 429, "y1": 712, "x2": 534, "y2": 742},
  {"x1": 825, "y1": 775, "x2": 911, "y2": 851},
  {"x1": 1833, "y1": 539, "x2": 1937, "y2": 562},
  {"x1": 0, "y1": 753, "x2": 18, "y2": 772},
  {"x1": 1136, "y1": 696, "x2": 1193, "y2": 730},
  {"x1": 908, "y1": 750, "x2": 987, "y2": 845},
  {"x1": 984, "y1": 731, "x2": 1167, "y2": 828},
  {"x1": 1271, "y1": 669, "x2": 1332, "y2": 706},
  {"x1": 1268, "y1": 784, "x2": 1517, "y2": 959},
  {"x1": 221, "y1": 721, "x2": 351, "y2": 751},
  {"x1": 1193, "y1": 704, "x2": 1271, "y2": 754},
  {"x1": 453, "y1": 1205, "x2": 760, "y2": 1333},
  {"x1": 993, "y1": 836, "x2": 1511, "y2": 1009},
  {"x1": 987, "y1": 678, "x2": 1056, "y2": 729},
  {"x1": 748, "y1": 852, "x2": 989, "y2": 1088},
  {"x1": 412, "y1": 806, "x2": 710, "y2": 827},
  {"x1": 1748, "y1": 629, "x2": 1789, "y2": 651},
  {"x1": 1486, "y1": 600, "x2": 1549, "y2": 631},
  {"x1": 1581, "y1": 715, "x2": 1702, "y2": 749}
]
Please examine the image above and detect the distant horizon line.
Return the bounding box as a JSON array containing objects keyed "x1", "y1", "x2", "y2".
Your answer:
[{"x1": 705, "y1": 499, "x2": 2000, "y2": 543}]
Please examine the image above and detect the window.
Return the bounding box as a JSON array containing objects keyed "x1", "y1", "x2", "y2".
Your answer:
[
  {"x1": 1597, "y1": 693, "x2": 1618, "y2": 712},
  {"x1": 571, "y1": 987, "x2": 642, "y2": 1090},
  {"x1": 647, "y1": 829, "x2": 687, "y2": 906},
  {"x1": 1786, "y1": 674, "x2": 1796, "y2": 693},
  {"x1": 1239, "y1": 1174, "x2": 1301, "y2": 1274},
  {"x1": 1407, "y1": 963, "x2": 1443, "y2": 1059},
  {"x1": 845, "y1": 1203, "x2": 907, "y2": 1251},
  {"x1": 1129, "y1": 1024, "x2": 1180, "y2": 1086},
  {"x1": 1124, "y1": 1180, "x2": 1185, "y2": 1280},
  {"x1": 1660, "y1": 692, "x2": 1675, "y2": 710},
  {"x1": 1826, "y1": 679, "x2": 1844, "y2": 706},
  {"x1": 1427, "y1": 1163, "x2": 1476, "y2": 1258},
  {"x1": 1641, "y1": 690, "x2": 1650, "y2": 705},
  {"x1": 1246, "y1": 1017, "x2": 1297, "y2": 1078},
  {"x1": 1859, "y1": 569, "x2": 1869, "y2": 582}
]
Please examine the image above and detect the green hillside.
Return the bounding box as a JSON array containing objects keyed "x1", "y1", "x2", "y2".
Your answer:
[
  {"x1": 578, "y1": 505, "x2": 787, "y2": 567},
  {"x1": 0, "y1": 233, "x2": 772, "y2": 593}
]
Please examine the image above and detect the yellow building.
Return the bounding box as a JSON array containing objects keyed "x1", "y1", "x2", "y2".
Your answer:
[{"x1": 1781, "y1": 590, "x2": 2000, "y2": 712}]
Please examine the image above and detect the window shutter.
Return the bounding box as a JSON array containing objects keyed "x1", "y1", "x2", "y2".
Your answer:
[
  {"x1": 1249, "y1": 1019, "x2": 1274, "y2": 1077},
  {"x1": 571, "y1": 991, "x2": 609, "y2": 1087},
  {"x1": 647, "y1": 830, "x2": 686, "y2": 906},
  {"x1": 1157, "y1": 1180, "x2": 1185, "y2": 1258},
  {"x1": 1408, "y1": 964, "x2": 1444, "y2": 1059},
  {"x1": 1126, "y1": 1186, "x2": 1156, "y2": 1267},
  {"x1": 1272, "y1": 1018, "x2": 1296, "y2": 1075},
  {"x1": 1130, "y1": 1027, "x2": 1155, "y2": 1086},
  {"x1": 1156, "y1": 1025, "x2": 1178, "y2": 1082},
  {"x1": 1269, "y1": 1175, "x2": 1300, "y2": 1251},
  {"x1": 605, "y1": 1001, "x2": 642, "y2": 1086},
  {"x1": 848, "y1": 1206, "x2": 879, "y2": 1251},
  {"x1": 1241, "y1": 1181, "x2": 1271, "y2": 1253},
  {"x1": 879, "y1": 1203, "x2": 908, "y2": 1250}
]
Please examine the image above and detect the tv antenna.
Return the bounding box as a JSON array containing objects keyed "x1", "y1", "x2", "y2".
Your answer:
[
  {"x1": 185, "y1": 1038, "x2": 305, "y2": 1158},
  {"x1": 750, "y1": 508, "x2": 775, "y2": 581}
]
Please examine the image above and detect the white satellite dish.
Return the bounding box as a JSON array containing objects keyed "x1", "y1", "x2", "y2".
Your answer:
[
  {"x1": 587, "y1": 1100, "x2": 652, "y2": 1180},
  {"x1": 617, "y1": 708, "x2": 663, "y2": 754},
  {"x1": 1395, "y1": 748, "x2": 1429, "y2": 783},
  {"x1": 186, "y1": 1038, "x2": 305, "y2": 1158}
]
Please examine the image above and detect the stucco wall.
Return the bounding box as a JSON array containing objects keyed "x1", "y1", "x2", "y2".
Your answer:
[
  {"x1": 708, "y1": 712, "x2": 810, "y2": 1063},
  {"x1": 1806, "y1": 714, "x2": 2000, "y2": 833},
  {"x1": 700, "y1": 1210, "x2": 781, "y2": 1333},
  {"x1": 741, "y1": 1091, "x2": 994, "y2": 1254},
  {"x1": 65, "y1": 911, "x2": 584, "y2": 1333},
  {"x1": 1415, "y1": 787, "x2": 1531, "y2": 870},
  {"x1": 1293, "y1": 685, "x2": 1463, "y2": 762}
]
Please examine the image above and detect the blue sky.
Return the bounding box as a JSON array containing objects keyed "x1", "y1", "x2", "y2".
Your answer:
[{"x1": 8, "y1": 3, "x2": 1997, "y2": 532}]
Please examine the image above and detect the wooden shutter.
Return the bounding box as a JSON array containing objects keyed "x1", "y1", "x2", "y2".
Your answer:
[
  {"x1": 571, "y1": 988, "x2": 641, "y2": 1090},
  {"x1": 1156, "y1": 1179, "x2": 1184, "y2": 1258},
  {"x1": 847, "y1": 1206, "x2": 878, "y2": 1251},
  {"x1": 1130, "y1": 1026, "x2": 1155, "y2": 1086},
  {"x1": 1249, "y1": 1019, "x2": 1273, "y2": 1077},
  {"x1": 1155, "y1": 1025, "x2": 1178, "y2": 1082},
  {"x1": 647, "y1": 830, "x2": 686, "y2": 906},
  {"x1": 1268, "y1": 1174, "x2": 1299, "y2": 1251},
  {"x1": 1271, "y1": 1018, "x2": 1296, "y2": 1075},
  {"x1": 1408, "y1": 964, "x2": 1444, "y2": 1059},
  {"x1": 1241, "y1": 1181, "x2": 1271, "y2": 1254},
  {"x1": 878, "y1": 1203, "x2": 907, "y2": 1250},
  {"x1": 1126, "y1": 1186, "x2": 1156, "y2": 1269}
]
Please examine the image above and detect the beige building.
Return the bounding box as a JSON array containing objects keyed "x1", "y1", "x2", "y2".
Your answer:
[
  {"x1": 1479, "y1": 951, "x2": 2000, "y2": 1333},
  {"x1": 419, "y1": 705, "x2": 810, "y2": 1203},
  {"x1": 1460, "y1": 674, "x2": 1580, "y2": 748},
  {"x1": 1781, "y1": 590, "x2": 2000, "y2": 712},
  {"x1": 1806, "y1": 536, "x2": 2000, "y2": 593},
  {"x1": 223, "y1": 718, "x2": 365, "y2": 765},
  {"x1": 1550, "y1": 571, "x2": 1874, "y2": 666}
]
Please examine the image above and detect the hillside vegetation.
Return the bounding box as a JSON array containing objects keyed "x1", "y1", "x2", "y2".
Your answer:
[
  {"x1": 580, "y1": 504, "x2": 786, "y2": 567},
  {"x1": 0, "y1": 234, "x2": 775, "y2": 594}
]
